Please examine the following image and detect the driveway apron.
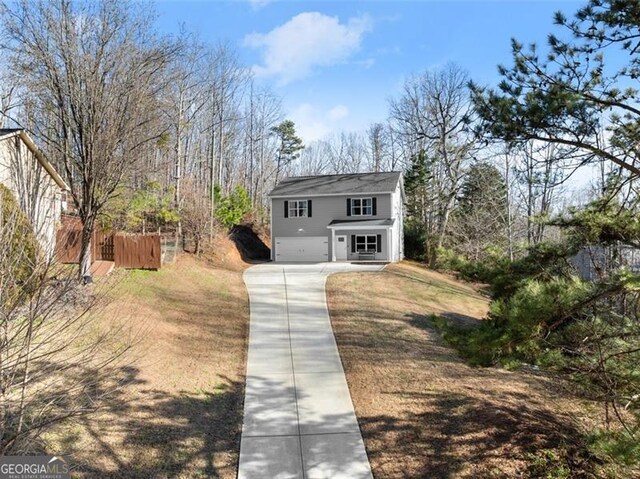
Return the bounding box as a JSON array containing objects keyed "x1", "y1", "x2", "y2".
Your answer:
[{"x1": 238, "y1": 262, "x2": 383, "y2": 479}]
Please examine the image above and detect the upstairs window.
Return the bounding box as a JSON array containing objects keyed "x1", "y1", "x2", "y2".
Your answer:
[
  {"x1": 351, "y1": 198, "x2": 373, "y2": 216},
  {"x1": 286, "y1": 199, "x2": 310, "y2": 218}
]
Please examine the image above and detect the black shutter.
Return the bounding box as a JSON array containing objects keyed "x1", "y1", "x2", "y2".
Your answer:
[
  {"x1": 346, "y1": 198, "x2": 351, "y2": 216},
  {"x1": 351, "y1": 235, "x2": 356, "y2": 253},
  {"x1": 308, "y1": 200, "x2": 312, "y2": 217},
  {"x1": 372, "y1": 197, "x2": 377, "y2": 215},
  {"x1": 284, "y1": 200, "x2": 289, "y2": 218},
  {"x1": 376, "y1": 234, "x2": 382, "y2": 253}
]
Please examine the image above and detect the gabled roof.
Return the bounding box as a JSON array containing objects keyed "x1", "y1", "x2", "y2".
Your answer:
[
  {"x1": 269, "y1": 171, "x2": 402, "y2": 198},
  {"x1": 0, "y1": 128, "x2": 69, "y2": 190}
]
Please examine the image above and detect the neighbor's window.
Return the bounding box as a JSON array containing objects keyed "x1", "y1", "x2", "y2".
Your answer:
[
  {"x1": 355, "y1": 235, "x2": 377, "y2": 252},
  {"x1": 288, "y1": 200, "x2": 308, "y2": 218},
  {"x1": 351, "y1": 198, "x2": 372, "y2": 216}
]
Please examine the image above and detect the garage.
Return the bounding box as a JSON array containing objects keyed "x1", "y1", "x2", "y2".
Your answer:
[{"x1": 275, "y1": 236, "x2": 329, "y2": 262}]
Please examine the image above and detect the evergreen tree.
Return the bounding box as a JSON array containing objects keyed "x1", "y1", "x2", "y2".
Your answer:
[
  {"x1": 451, "y1": 163, "x2": 509, "y2": 260},
  {"x1": 403, "y1": 151, "x2": 435, "y2": 261},
  {"x1": 271, "y1": 120, "x2": 304, "y2": 182},
  {"x1": 471, "y1": 0, "x2": 640, "y2": 178}
]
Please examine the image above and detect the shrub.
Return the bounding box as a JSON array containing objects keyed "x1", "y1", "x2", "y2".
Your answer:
[
  {"x1": 214, "y1": 185, "x2": 252, "y2": 229},
  {"x1": 404, "y1": 219, "x2": 427, "y2": 261},
  {"x1": 430, "y1": 314, "x2": 502, "y2": 367},
  {"x1": 434, "y1": 247, "x2": 467, "y2": 271},
  {"x1": 487, "y1": 276, "x2": 592, "y2": 360},
  {"x1": 435, "y1": 245, "x2": 511, "y2": 285},
  {"x1": 0, "y1": 183, "x2": 41, "y2": 305},
  {"x1": 488, "y1": 241, "x2": 576, "y2": 300},
  {"x1": 524, "y1": 448, "x2": 571, "y2": 479},
  {"x1": 587, "y1": 430, "x2": 640, "y2": 468}
]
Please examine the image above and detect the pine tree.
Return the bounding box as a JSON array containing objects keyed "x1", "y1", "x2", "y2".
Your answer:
[{"x1": 271, "y1": 120, "x2": 304, "y2": 182}]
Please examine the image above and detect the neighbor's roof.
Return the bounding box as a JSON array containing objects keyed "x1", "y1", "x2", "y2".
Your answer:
[
  {"x1": 0, "y1": 128, "x2": 69, "y2": 190},
  {"x1": 0, "y1": 128, "x2": 23, "y2": 136},
  {"x1": 269, "y1": 171, "x2": 402, "y2": 197},
  {"x1": 328, "y1": 218, "x2": 395, "y2": 228}
]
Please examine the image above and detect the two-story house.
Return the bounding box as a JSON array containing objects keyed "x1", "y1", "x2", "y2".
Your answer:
[{"x1": 269, "y1": 171, "x2": 404, "y2": 262}]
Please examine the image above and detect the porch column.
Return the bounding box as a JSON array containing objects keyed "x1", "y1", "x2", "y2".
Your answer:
[
  {"x1": 387, "y1": 227, "x2": 392, "y2": 262},
  {"x1": 331, "y1": 228, "x2": 336, "y2": 262}
]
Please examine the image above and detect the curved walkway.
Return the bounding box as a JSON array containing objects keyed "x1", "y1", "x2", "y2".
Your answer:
[{"x1": 238, "y1": 262, "x2": 383, "y2": 479}]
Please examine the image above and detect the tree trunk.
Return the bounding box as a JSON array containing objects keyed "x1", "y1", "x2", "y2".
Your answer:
[
  {"x1": 505, "y1": 152, "x2": 514, "y2": 261},
  {"x1": 79, "y1": 221, "x2": 93, "y2": 281}
]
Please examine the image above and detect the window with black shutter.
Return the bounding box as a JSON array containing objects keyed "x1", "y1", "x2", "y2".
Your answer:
[
  {"x1": 286, "y1": 200, "x2": 309, "y2": 218},
  {"x1": 354, "y1": 235, "x2": 378, "y2": 253},
  {"x1": 350, "y1": 198, "x2": 373, "y2": 216}
]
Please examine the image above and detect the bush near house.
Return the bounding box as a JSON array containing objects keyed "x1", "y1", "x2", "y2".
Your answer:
[{"x1": 0, "y1": 184, "x2": 41, "y2": 301}]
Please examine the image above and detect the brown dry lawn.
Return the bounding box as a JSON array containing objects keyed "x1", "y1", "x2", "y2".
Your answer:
[
  {"x1": 48, "y1": 254, "x2": 249, "y2": 479},
  {"x1": 327, "y1": 261, "x2": 597, "y2": 479}
]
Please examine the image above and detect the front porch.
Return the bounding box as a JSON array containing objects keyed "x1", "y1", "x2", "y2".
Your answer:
[{"x1": 327, "y1": 218, "x2": 396, "y2": 262}]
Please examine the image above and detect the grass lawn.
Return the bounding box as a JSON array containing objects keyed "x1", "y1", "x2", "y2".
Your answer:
[
  {"x1": 327, "y1": 261, "x2": 597, "y2": 479},
  {"x1": 48, "y1": 254, "x2": 249, "y2": 478}
]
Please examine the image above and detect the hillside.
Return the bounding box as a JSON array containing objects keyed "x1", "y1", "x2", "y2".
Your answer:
[
  {"x1": 48, "y1": 253, "x2": 250, "y2": 478},
  {"x1": 327, "y1": 261, "x2": 597, "y2": 478}
]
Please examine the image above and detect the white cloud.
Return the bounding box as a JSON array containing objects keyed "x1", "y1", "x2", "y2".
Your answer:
[
  {"x1": 247, "y1": 0, "x2": 270, "y2": 10},
  {"x1": 290, "y1": 103, "x2": 350, "y2": 143},
  {"x1": 328, "y1": 104, "x2": 349, "y2": 121},
  {"x1": 244, "y1": 12, "x2": 373, "y2": 84},
  {"x1": 356, "y1": 58, "x2": 376, "y2": 69}
]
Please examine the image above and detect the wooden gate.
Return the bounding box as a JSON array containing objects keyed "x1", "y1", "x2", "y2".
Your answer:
[{"x1": 93, "y1": 231, "x2": 115, "y2": 261}]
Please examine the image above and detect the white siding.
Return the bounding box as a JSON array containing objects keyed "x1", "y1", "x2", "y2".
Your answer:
[
  {"x1": 0, "y1": 135, "x2": 62, "y2": 259},
  {"x1": 390, "y1": 181, "x2": 404, "y2": 261}
]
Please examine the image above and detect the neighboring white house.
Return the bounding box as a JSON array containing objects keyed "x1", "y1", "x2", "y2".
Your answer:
[
  {"x1": 0, "y1": 128, "x2": 69, "y2": 259},
  {"x1": 269, "y1": 171, "x2": 404, "y2": 262},
  {"x1": 572, "y1": 244, "x2": 640, "y2": 281}
]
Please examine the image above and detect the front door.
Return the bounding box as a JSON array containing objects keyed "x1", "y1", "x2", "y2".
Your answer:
[{"x1": 335, "y1": 235, "x2": 348, "y2": 260}]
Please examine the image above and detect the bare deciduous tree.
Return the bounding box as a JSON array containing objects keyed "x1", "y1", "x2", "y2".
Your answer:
[
  {"x1": 180, "y1": 179, "x2": 212, "y2": 255},
  {"x1": 2, "y1": 0, "x2": 179, "y2": 280},
  {"x1": 366, "y1": 123, "x2": 387, "y2": 172},
  {"x1": 514, "y1": 141, "x2": 568, "y2": 246},
  {"x1": 391, "y1": 64, "x2": 477, "y2": 266}
]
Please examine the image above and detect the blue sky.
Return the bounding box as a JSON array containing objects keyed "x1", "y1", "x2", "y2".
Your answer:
[{"x1": 155, "y1": 0, "x2": 584, "y2": 143}]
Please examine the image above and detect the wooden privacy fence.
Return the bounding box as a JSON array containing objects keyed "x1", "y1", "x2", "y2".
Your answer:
[
  {"x1": 114, "y1": 234, "x2": 161, "y2": 270},
  {"x1": 56, "y1": 217, "x2": 161, "y2": 270},
  {"x1": 56, "y1": 226, "x2": 82, "y2": 263}
]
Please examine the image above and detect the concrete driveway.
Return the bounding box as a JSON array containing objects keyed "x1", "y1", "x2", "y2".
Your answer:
[{"x1": 238, "y1": 262, "x2": 384, "y2": 479}]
